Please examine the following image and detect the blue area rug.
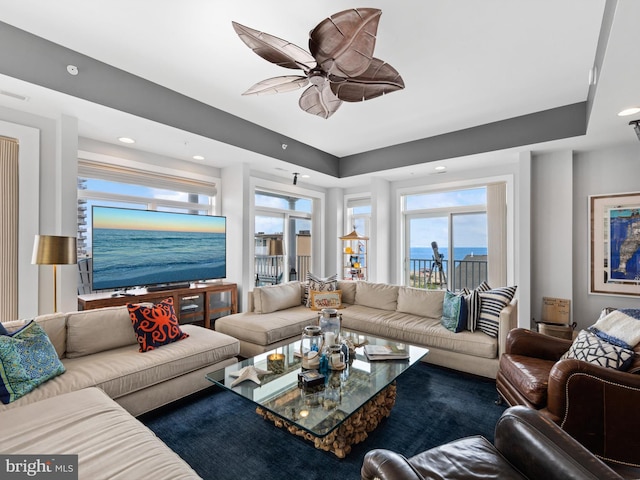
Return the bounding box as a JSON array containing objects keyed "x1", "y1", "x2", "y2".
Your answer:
[{"x1": 141, "y1": 363, "x2": 506, "y2": 480}]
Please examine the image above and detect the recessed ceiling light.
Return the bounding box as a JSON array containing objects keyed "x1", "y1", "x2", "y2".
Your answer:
[
  {"x1": 434, "y1": 166, "x2": 446, "y2": 171},
  {"x1": 118, "y1": 137, "x2": 135, "y2": 144},
  {"x1": 301, "y1": 174, "x2": 310, "y2": 178},
  {"x1": 618, "y1": 107, "x2": 640, "y2": 117},
  {"x1": 192, "y1": 155, "x2": 205, "y2": 160}
]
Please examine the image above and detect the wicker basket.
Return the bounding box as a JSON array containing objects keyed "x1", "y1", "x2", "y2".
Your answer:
[{"x1": 538, "y1": 322, "x2": 574, "y2": 340}]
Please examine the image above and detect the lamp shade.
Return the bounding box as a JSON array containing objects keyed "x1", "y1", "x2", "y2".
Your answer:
[{"x1": 32, "y1": 235, "x2": 77, "y2": 265}]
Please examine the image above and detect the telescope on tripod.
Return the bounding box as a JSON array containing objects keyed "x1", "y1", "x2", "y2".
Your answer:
[{"x1": 428, "y1": 241, "x2": 447, "y2": 287}]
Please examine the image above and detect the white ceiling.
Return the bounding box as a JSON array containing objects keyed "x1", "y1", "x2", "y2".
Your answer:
[{"x1": 0, "y1": 0, "x2": 638, "y2": 188}]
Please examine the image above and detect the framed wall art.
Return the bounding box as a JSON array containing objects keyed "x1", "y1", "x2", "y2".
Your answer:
[{"x1": 590, "y1": 192, "x2": 640, "y2": 296}]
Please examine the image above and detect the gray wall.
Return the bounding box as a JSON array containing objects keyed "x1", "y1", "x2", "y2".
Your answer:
[{"x1": 571, "y1": 143, "x2": 640, "y2": 328}]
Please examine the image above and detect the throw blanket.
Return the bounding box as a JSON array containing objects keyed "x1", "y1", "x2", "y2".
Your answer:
[{"x1": 589, "y1": 309, "x2": 640, "y2": 349}]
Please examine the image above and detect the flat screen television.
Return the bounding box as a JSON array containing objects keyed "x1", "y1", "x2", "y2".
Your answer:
[{"x1": 91, "y1": 206, "x2": 226, "y2": 291}]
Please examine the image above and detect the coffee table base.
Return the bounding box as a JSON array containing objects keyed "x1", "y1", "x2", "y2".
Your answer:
[{"x1": 256, "y1": 382, "x2": 397, "y2": 458}]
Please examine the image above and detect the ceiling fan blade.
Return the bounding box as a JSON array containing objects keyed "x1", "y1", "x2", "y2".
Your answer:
[
  {"x1": 242, "y1": 76, "x2": 309, "y2": 96},
  {"x1": 298, "y1": 83, "x2": 342, "y2": 119},
  {"x1": 329, "y1": 58, "x2": 405, "y2": 102},
  {"x1": 232, "y1": 21, "x2": 316, "y2": 71},
  {"x1": 309, "y1": 8, "x2": 381, "y2": 78}
]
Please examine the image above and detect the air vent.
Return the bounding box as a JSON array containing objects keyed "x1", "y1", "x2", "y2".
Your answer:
[{"x1": 0, "y1": 90, "x2": 29, "y2": 101}]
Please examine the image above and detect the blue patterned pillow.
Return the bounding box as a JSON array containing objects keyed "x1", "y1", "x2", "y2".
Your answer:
[
  {"x1": 441, "y1": 291, "x2": 468, "y2": 333},
  {"x1": 0, "y1": 321, "x2": 66, "y2": 404},
  {"x1": 0, "y1": 322, "x2": 8, "y2": 335},
  {"x1": 562, "y1": 330, "x2": 635, "y2": 370}
]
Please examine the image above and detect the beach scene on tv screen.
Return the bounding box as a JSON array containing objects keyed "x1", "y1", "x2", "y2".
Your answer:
[{"x1": 92, "y1": 208, "x2": 226, "y2": 290}]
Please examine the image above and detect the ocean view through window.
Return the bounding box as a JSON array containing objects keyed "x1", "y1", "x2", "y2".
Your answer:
[{"x1": 403, "y1": 187, "x2": 488, "y2": 291}]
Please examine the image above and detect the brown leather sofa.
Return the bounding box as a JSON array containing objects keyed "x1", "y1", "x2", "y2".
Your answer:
[
  {"x1": 496, "y1": 328, "x2": 640, "y2": 472},
  {"x1": 361, "y1": 406, "x2": 623, "y2": 480}
]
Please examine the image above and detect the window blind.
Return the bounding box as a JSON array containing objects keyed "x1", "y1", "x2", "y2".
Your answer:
[{"x1": 78, "y1": 159, "x2": 217, "y2": 196}]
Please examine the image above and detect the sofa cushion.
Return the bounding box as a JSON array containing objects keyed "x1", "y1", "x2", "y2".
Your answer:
[
  {"x1": 341, "y1": 305, "x2": 497, "y2": 359},
  {"x1": 478, "y1": 286, "x2": 517, "y2": 337},
  {"x1": 561, "y1": 330, "x2": 635, "y2": 371},
  {"x1": 0, "y1": 387, "x2": 202, "y2": 480},
  {"x1": 498, "y1": 353, "x2": 555, "y2": 407},
  {"x1": 254, "y1": 281, "x2": 303, "y2": 314},
  {"x1": 0, "y1": 325, "x2": 238, "y2": 411},
  {"x1": 337, "y1": 280, "x2": 357, "y2": 304},
  {"x1": 304, "y1": 273, "x2": 338, "y2": 307},
  {"x1": 441, "y1": 291, "x2": 468, "y2": 333},
  {"x1": 396, "y1": 287, "x2": 444, "y2": 318},
  {"x1": 0, "y1": 321, "x2": 66, "y2": 404},
  {"x1": 2, "y1": 313, "x2": 68, "y2": 359},
  {"x1": 66, "y1": 306, "x2": 137, "y2": 358},
  {"x1": 216, "y1": 306, "x2": 317, "y2": 346},
  {"x1": 355, "y1": 282, "x2": 399, "y2": 311},
  {"x1": 407, "y1": 435, "x2": 526, "y2": 480},
  {"x1": 128, "y1": 298, "x2": 189, "y2": 352}
]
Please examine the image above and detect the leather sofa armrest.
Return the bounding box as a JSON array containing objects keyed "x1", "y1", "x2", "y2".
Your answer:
[
  {"x1": 505, "y1": 328, "x2": 572, "y2": 360},
  {"x1": 545, "y1": 358, "x2": 640, "y2": 466},
  {"x1": 361, "y1": 449, "x2": 425, "y2": 480},
  {"x1": 495, "y1": 406, "x2": 622, "y2": 480}
]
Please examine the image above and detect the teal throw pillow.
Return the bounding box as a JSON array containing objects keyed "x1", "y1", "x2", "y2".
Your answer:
[
  {"x1": 0, "y1": 321, "x2": 66, "y2": 404},
  {"x1": 441, "y1": 291, "x2": 468, "y2": 333}
]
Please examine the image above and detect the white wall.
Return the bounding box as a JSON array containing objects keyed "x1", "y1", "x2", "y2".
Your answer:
[
  {"x1": 0, "y1": 106, "x2": 74, "y2": 316},
  {"x1": 221, "y1": 163, "x2": 251, "y2": 310},
  {"x1": 0, "y1": 116, "x2": 39, "y2": 318},
  {"x1": 530, "y1": 150, "x2": 573, "y2": 326}
]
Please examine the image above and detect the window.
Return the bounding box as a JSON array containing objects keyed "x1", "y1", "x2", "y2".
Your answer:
[
  {"x1": 345, "y1": 196, "x2": 371, "y2": 238},
  {"x1": 77, "y1": 161, "x2": 216, "y2": 262},
  {"x1": 254, "y1": 190, "x2": 312, "y2": 285},
  {"x1": 403, "y1": 187, "x2": 492, "y2": 291}
]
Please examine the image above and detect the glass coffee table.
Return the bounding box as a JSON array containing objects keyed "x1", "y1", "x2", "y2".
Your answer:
[{"x1": 205, "y1": 332, "x2": 428, "y2": 458}]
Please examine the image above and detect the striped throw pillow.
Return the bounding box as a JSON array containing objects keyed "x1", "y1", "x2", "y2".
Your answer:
[
  {"x1": 478, "y1": 286, "x2": 517, "y2": 337},
  {"x1": 464, "y1": 281, "x2": 491, "y2": 332}
]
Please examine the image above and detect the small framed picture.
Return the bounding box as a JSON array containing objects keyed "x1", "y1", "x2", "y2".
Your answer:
[{"x1": 310, "y1": 290, "x2": 343, "y2": 310}]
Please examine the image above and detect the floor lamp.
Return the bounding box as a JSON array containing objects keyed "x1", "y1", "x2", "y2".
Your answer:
[{"x1": 32, "y1": 235, "x2": 77, "y2": 313}]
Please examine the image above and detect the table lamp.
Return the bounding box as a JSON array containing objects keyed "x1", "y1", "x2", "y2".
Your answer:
[{"x1": 32, "y1": 235, "x2": 77, "y2": 312}]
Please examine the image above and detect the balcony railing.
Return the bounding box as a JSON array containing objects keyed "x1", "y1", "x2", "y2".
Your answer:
[
  {"x1": 254, "y1": 254, "x2": 312, "y2": 285},
  {"x1": 408, "y1": 257, "x2": 487, "y2": 291}
]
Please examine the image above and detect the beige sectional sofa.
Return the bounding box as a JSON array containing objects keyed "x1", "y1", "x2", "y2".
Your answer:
[
  {"x1": 0, "y1": 387, "x2": 202, "y2": 479},
  {"x1": 216, "y1": 280, "x2": 517, "y2": 378},
  {"x1": 0, "y1": 305, "x2": 239, "y2": 415}
]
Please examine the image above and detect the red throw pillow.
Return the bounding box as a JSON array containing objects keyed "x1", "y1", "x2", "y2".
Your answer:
[{"x1": 127, "y1": 297, "x2": 188, "y2": 352}]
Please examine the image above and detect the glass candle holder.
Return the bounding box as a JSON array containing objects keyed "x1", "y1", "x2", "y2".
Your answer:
[
  {"x1": 328, "y1": 344, "x2": 345, "y2": 370},
  {"x1": 301, "y1": 326, "x2": 323, "y2": 370}
]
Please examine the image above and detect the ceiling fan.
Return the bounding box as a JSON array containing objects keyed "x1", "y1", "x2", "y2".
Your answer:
[{"x1": 232, "y1": 8, "x2": 405, "y2": 119}]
